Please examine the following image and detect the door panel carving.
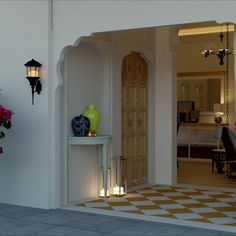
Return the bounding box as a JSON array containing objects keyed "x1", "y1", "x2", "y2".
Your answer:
[{"x1": 121, "y1": 52, "x2": 147, "y2": 187}]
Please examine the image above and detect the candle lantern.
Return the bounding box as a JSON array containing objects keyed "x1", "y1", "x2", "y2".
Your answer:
[
  {"x1": 99, "y1": 165, "x2": 111, "y2": 198},
  {"x1": 112, "y1": 155, "x2": 127, "y2": 196},
  {"x1": 24, "y1": 59, "x2": 42, "y2": 105}
]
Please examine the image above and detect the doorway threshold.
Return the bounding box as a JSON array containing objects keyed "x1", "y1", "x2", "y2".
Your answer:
[{"x1": 178, "y1": 157, "x2": 211, "y2": 163}]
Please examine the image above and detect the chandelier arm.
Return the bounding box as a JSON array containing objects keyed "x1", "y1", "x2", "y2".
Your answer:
[{"x1": 226, "y1": 23, "x2": 230, "y2": 125}]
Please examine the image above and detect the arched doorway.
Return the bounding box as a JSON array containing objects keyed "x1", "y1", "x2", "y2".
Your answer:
[
  {"x1": 56, "y1": 22, "x2": 236, "y2": 207},
  {"x1": 121, "y1": 52, "x2": 148, "y2": 187},
  {"x1": 58, "y1": 38, "x2": 112, "y2": 205},
  {"x1": 57, "y1": 30, "x2": 155, "y2": 205}
]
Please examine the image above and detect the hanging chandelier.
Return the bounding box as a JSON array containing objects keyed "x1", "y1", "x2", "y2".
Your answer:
[
  {"x1": 201, "y1": 23, "x2": 232, "y2": 65},
  {"x1": 202, "y1": 23, "x2": 233, "y2": 124}
]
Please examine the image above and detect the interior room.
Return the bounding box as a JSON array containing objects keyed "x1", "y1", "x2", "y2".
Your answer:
[{"x1": 176, "y1": 22, "x2": 236, "y2": 188}]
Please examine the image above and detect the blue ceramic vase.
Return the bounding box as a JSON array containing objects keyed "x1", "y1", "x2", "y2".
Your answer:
[{"x1": 72, "y1": 115, "x2": 90, "y2": 137}]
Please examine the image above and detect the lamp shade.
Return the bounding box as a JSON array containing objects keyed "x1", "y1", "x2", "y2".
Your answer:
[{"x1": 213, "y1": 103, "x2": 224, "y2": 114}]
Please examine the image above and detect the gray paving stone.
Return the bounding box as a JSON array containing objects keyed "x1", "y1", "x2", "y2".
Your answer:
[
  {"x1": 65, "y1": 214, "x2": 115, "y2": 230},
  {"x1": 58, "y1": 229, "x2": 107, "y2": 236},
  {"x1": 7, "y1": 208, "x2": 48, "y2": 219},
  {"x1": 0, "y1": 204, "x2": 28, "y2": 210},
  {"x1": 147, "y1": 225, "x2": 189, "y2": 236},
  {"x1": 176, "y1": 228, "x2": 218, "y2": 236},
  {"x1": 33, "y1": 226, "x2": 83, "y2": 236},
  {"x1": 2, "y1": 222, "x2": 53, "y2": 236},
  {"x1": 0, "y1": 216, "x2": 11, "y2": 224},
  {"x1": 110, "y1": 221, "x2": 168, "y2": 235},
  {"x1": 215, "y1": 232, "x2": 236, "y2": 236},
  {"x1": 0, "y1": 204, "x2": 236, "y2": 236},
  {"x1": 0, "y1": 206, "x2": 30, "y2": 217},
  {"x1": 86, "y1": 218, "x2": 137, "y2": 234},
  {"x1": 21, "y1": 210, "x2": 89, "y2": 225},
  {"x1": 0, "y1": 218, "x2": 29, "y2": 233}
]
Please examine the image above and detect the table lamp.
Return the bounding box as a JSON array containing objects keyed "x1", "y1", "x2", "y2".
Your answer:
[{"x1": 213, "y1": 103, "x2": 224, "y2": 123}]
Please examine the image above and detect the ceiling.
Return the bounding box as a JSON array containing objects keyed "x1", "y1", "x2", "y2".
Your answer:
[{"x1": 178, "y1": 22, "x2": 234, "y2": 36}]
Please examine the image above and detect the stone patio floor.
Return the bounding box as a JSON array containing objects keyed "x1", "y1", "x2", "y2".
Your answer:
[{"x1": 0, "y1": 203, "x2": 236, "y2": 235}]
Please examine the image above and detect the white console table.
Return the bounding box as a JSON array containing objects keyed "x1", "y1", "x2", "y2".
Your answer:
[
  {"x1": 67, "y1": 135, "x2": 112, "y2": 200},
  {"x1": 178, "y1": 123, "x2": 227, "y2": 158}
]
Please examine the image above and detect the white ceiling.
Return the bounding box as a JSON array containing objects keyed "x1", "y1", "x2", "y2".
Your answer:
[{"x1": 178, "y1": 22, "x2": 234, "y2": 36}]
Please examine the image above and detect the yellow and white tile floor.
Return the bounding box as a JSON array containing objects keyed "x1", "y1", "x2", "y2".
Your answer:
[{"x1": 76, "y1": 185, "x2": 236, "y2": 231}]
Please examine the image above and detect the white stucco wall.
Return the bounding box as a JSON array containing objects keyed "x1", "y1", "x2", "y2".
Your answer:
[
  {"x1": 155, "y1": 27, "x2": 177, "y2": 184},
  {"x1": 64, "y1": 42, "x2": 111, "y2": 201},
  {"x1": 1, "y1": 0, "x2": 236, "y2": 208},
  {"x1": 0, "y1": 1, "x2": 49, "y2": 208},
  {"x1": 66, "y1": 43, "x2": 108, "y2": 136}
]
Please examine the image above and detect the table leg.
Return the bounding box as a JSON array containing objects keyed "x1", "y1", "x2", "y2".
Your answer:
[
  {"x1": 216, "y1": 153, "x2": 225, "y2": 173},
  {"x1": 102, "y1": 143, "x2": 108, "y2": 199},
  {"x1": 188, "y1": 127, "x2": 191, "y2": 158},
  {"x1": 212, "y1": 151, "x2": 225, "y2": 173}
]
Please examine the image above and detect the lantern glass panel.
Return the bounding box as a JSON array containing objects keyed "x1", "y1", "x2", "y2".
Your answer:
[
  {"x1": 27, "y1": 66, "x2": 39, "y2": 77},
  {"x1": 112, "y1": 156, "x2": 127, "y2": 196}
]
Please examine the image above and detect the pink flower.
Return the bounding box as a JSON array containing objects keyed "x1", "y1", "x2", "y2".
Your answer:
[
  {"x1": 0, "y1": 104, "x2": 13, "y2": 155},
  {"x1": 5, "y1": 109, "x2": 11, "y2": 121}
]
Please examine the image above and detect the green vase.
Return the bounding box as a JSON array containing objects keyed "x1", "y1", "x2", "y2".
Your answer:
[{"x1": 84, "y1": 104, "x2": 100, "y2": 131}]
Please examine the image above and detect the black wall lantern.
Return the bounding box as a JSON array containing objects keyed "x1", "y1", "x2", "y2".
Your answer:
[{"x1": 24, "y1": 59, "x2": 42, "y2": 105}]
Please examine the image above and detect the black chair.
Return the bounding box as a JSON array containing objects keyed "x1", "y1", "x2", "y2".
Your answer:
[
  {"x1": 177, "y1": 122, "x2": 180, "y2": 168},
  {"x1": 177, "y1": 122, "x2": 180, "y2": 133},
  {"x1": 211, "y1": 126, "x2": 226, "y2": 173},
  {"x1": 221, "y1": 126, "x2": 236, "y2": 177}
]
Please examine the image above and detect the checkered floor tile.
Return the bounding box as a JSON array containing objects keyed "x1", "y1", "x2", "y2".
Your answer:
[{"x1": 77, "y1": 185, "x2": 236, "y2": 227}]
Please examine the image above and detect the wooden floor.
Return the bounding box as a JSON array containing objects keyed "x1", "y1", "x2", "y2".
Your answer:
[{"x1": 177, "y1": 159, "x2": 236, "y2": 189}]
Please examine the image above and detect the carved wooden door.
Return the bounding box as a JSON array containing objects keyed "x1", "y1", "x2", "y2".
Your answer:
[{"x1": 121, "y1": 52, "x2": 147, "y2": 187}]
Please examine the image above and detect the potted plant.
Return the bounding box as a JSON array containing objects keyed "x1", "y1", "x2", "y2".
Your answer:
[{"x1": 0, "y1": 104, "x2": 12, "y2": 155}]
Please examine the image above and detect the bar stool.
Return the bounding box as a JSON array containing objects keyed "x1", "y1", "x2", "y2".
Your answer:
[
  {"x1": 212, "y1": 126, "x2": 225, "y2": 173},
  {"x1": 212, "y1": 148, "x2": 226, "y2": 173}
]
